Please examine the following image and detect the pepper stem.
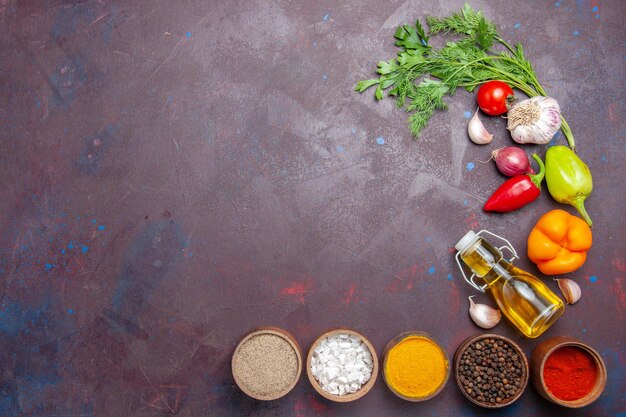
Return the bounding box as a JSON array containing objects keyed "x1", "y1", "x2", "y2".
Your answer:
[
  {"x1": 528, "y1": 154, "x2": 545, "y2": 189},
  {"x1": 572, "y1": 197, "x2": 593, "y2": 227}
]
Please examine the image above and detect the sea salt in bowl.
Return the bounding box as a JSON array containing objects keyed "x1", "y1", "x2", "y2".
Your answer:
[
  {"x1": 306, "y1": 328, "x2": 378, "y2": 402},
  {"x1": 232, "y1": 327, "x2": 302, "y2": 400}
]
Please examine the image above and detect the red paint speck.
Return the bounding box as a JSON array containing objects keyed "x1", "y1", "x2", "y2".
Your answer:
[
  {"x1": 611, "y1": 257, "x2": 625, "y2": 272},
  {"x1": 385, "y1": 264, "x2": 418, "y2": 293},
  {"x1": 294, "y1": 394, "x2": 329, "y2": 417},
  {"x1": 294, "y1": 398, "x2": 306, "y2": 417},
  {"x1": 308, "y1": 394, "x2": 329, "y2": 413},
  {"x1": 610, "y1": 277, "x2": 626, "y2": 311},
  {"x1": 466, "y1": 212, "x2": 479, "y2": 230},
  {"x1": 280, "y1": 280, "x2": 313, "y2": 303},
  {"x1": 448, "y1": 281, "x2": 461, "y2": 314},
  {"x1": 342, "y1": 283, "x2": 358, "y2": 304},
  {"x1": 608, "y1": 102, "x2": 618, "y2": 122}
]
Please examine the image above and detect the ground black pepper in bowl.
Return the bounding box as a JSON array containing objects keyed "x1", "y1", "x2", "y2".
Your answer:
[{"x1": 454, "y1": 334, "x2": 529, "y2": 408}]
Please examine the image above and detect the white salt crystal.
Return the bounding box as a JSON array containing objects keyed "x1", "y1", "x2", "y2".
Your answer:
[
  {"x1": 310, "y1": 334, "x2": 374, "y2": 396},
  {"x1": 348, "y1": 372, "x2": 360, "y2": 383}
]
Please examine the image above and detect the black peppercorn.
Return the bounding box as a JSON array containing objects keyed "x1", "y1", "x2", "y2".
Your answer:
[{"x1": 456, "y1": 336, "x2": 526, "y2": 407}]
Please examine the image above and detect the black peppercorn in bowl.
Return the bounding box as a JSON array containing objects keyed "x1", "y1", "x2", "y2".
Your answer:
[{"x1": 454, "y1": 334, "x2": 529, "y2": 408}]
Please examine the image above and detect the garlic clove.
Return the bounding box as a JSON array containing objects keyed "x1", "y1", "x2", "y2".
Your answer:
[
  {"x1": 555, "y1": 278, "x2": 581, "y2": 304},
  {"x1": 468, "y1": 296, "x2": 501, "y2": 329},
  {"x1": 468, "y1": 109, "x2": 494, "y2": 145}
]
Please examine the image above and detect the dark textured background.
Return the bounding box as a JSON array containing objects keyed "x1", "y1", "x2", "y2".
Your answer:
[{"x1": 1, "y1": 0, "x2": 624, "y2": 416}]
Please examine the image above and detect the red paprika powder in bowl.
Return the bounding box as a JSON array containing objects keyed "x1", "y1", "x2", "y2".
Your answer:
[{"x1": 531, "y1": 336, "x2": 607, "y2": 408}]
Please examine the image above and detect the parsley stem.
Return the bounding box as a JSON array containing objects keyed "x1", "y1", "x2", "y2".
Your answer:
[{"x1": 495, "y1": 36, "x2": 516, "y2": 55}]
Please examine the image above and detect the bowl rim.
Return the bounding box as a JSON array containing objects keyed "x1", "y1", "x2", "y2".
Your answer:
[
  {"x1": 531, "y1": 336, "x2": 607, "y2": 408},
  {"x1": 231, "y1": 326, "x2": 303, "y2": 401},
  {"x1": 453, "y1": 333, "x2": 529, "y2": 408},
  {"x1": 381, "y1": 331, "x2": 450, "y2": 402},
  {"x1": 306, "y1": 327, "x2": 378, "y2": 402}
]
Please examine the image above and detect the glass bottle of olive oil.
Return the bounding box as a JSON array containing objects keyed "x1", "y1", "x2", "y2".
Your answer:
[{"x1": 455, "y1": 231, "x2": 564, "y2": 338}]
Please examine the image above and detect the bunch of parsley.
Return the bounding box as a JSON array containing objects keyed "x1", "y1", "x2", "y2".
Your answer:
[{"x1": 356, "y1": 4, "x2": 574, "y2": 149}]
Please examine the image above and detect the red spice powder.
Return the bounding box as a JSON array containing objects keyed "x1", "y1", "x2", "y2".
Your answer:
[{"x1": 543, "y1": 346, "x2": 597, "y2": 401}]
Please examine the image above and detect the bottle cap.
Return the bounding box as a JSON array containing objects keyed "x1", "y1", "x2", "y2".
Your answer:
[{"x1": 455, "y1": 230, "x2": 478, "y2": 252}]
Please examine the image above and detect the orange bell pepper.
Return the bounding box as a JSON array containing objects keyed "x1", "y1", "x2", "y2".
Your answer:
[{"x1": 527, "y1": 209, "x2": 592, "y2": 275}]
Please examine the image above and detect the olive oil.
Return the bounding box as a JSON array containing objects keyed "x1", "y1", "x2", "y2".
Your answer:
[{"x1": 457, "y1": 232, "x2": 564, "y2": 338}]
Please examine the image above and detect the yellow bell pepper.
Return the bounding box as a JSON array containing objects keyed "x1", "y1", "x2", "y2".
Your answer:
[{"x1": 527, "y1": 209, "x2": 592, "y2": 275}]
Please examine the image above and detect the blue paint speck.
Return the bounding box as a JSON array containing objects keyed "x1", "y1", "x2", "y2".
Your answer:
[
  {"x1": 463, "y1": 110, "x2": 473, "y2": 119},
  {"x1": 61, "y1": 249, "x2": 66, "y2": 255},
  {"x1": 81, "y1": 245, "x2": 89, "y2": 253},
  {"x1": 351, "y1": 128, "x2": 356, "y2": 134},
  {"x1": 595, "y1": 14, "x2": 600, "y2": 18},
  {"x1": 323, "y1": 13, "x2": 330, "y2": 21},
  {"x1": 336, "y1": 146, "x2": 344, "y2": 152},
  {"x1": 591, "y1": 6, "x2": 598, "y2": 12},
  {"x1": 589, "y1": 275, "x2": 597, "y2": 283},
  {"x1": 447, "y1": 274, "x2": 453, "y2": 281},
  {"x1": 67, "y1": 309, "x2": 75, "y2": 315},
  {"x1": 376, "y1": 137, "x2": 385, "y2": 145},
  {"x1": 555, "y1": 1, "x2": 561, "y2": 7},
  {"x1": 514, "y1": 23, "x2": 521, "y2": 29},
  {"x1": 187, "y1": 251, "x2": 193, "y2": 257},
  {"x1": 466, "y1": 162, "x2": 475, "y2": 171},
  {"x1": 91, "y1": 219, "x2": 97, "y2": 224},
  {"x1": 573, "y1": 30, "x2": 580, "y2": 36},
  {"x1": 428, "y1": 266, "x2": 435, "y2": 274},
  {"x1": 68, "y1": 242, "x2": 74, "y2": 249},
  {"x1": 44, "y1": 263, "x2": 55, "y2": 272},
  {"x1": 582, "y1": 328, "x2": 587, "y2": 333},
  {"x1": 35, "y1": 98, "x2": 41, "y2": 108},
  {"x1": 463, "y1": 199, "x2": 469, "y2": 206},
  {"x1": 312, "y1": 41, "x2": 317, "y2": 48},
  {"x1": 322, "y1": 74, "x2": 328, "y2": 81},
  {"x1": 98, "y1": 225, "x2": 106, "y2": 231},
  {"x1": 186, "y1": 31, "x2": 192, "y2": 38},
  {"x1": 601, "y1": 155, "x2": 607, "y2": 162}
]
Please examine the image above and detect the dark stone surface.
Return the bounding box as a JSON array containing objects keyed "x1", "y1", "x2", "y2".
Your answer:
[{"x1": 1, "y1": 1, "x2": 624, "y2": 416}]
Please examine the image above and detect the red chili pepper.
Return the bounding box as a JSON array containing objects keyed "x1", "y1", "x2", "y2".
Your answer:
[{"x1": 484, "y1": 154, "x2": 545, "y2": 212}]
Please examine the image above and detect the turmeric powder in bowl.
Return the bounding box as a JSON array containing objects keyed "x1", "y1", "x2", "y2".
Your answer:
[{"x1": 382, "y1": 332, "x2": 450, "y2": 401}]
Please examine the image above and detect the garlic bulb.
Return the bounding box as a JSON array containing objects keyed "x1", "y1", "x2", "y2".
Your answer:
[
  {"x1": 468, "y1": 296, "x2": 501, "y2": 329},
  {"x1": 467, "y1": 109, "x2": 493, "y2": 145},
  {"x1": 555, "y1": 278, "x2": 581, "y2": 304},
  {"x1": 507, "y1": 96, "x2": 562, "y2": 144}
]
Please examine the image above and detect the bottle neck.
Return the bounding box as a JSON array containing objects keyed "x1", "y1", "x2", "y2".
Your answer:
[{"x1": 460, "y1": 238, "x2": 509, "y2": 280}]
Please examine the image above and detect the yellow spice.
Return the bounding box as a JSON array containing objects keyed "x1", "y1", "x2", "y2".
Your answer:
[{"x1": 385, "y1": 335, "x2": 448, "y2": 398}]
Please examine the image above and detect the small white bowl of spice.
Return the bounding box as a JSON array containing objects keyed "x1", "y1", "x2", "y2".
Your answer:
[
  {"x1": 232, "y1": 327, "x2": 302, "y2": 400},
  {"x1": 306, "y1": 328, "x2": 378, "y2": 402}
]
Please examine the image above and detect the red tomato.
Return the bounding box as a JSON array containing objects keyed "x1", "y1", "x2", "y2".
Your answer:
[{"x1": 477, "y1": 81, "x2": 514, "y2": 116}]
